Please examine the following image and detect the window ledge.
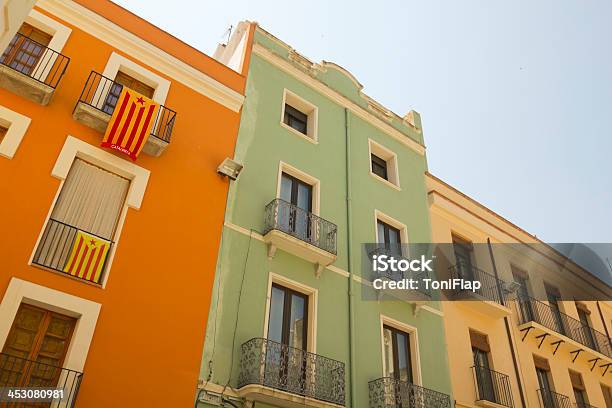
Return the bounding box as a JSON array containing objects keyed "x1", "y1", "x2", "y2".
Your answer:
[
  {"x1": 280, "y1": 121, "x2": 318, "y2": 145},
  {"x1": 370, "y1": 171, "x2": 401, "y2": 191}
]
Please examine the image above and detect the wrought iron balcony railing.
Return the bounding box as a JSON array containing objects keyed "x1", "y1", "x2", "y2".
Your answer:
[
  {"x1": 0, "y1": 32, "x2": 69, "y2": 89},
  {"x1": 368, "y1": 377, "x2": 452, "y2": 408},
  {"x1": 32, "y1": 218, "x2": 113, "y2": 285},
  {"x1": 0, "y1": 353, "x2": 82, "y2": 407},
  {"x1": 538, "y1": 389, "x2": 571, "y2": 408},
  {"x1": 238, "y1": 338, "x2": 345, "y2": 406},
  {"x1": 263, "y1": 198, "x2": 337, "y2": 255},
  {"x1": 449, "y1": 262, "x2": 506, "y2": 305},
  {"x1": 517, "y1": 296, "x2": 612, "y2": 358},
  {"x1": 473, "y1": 365, "x2": 514, "y2": 408},
  {"x1": 76, "y1": 71, "x2": 177, "y2": 142}
]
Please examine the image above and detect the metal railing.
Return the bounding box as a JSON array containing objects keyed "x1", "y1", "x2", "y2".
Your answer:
[
  {"x1": 516, "y1": 296, "x2": 612, "y2": 357},
  {"x1": 238, "y1": 338, "x2": 345, "y2": 406},
  {"x1": 473, "y1": 366, "x2": 514, "y2": 408},
  {"x1": 0, "y1": 353, "x2": 82, "y2": 407},
  {"x1": 0, "y1": 32, "x2": 69, "y2": 89},
  {"x1": 76, "y1": 71, "x2": 177, "y2": 142},
  {"x1": 369, "y1": 245, "x2": 432, "y2": 298},
  {"x1": 449, "y1": 262, "x2": 506, "y2": 305},
  {"x1": 368, "y1": 377, "x2": 452, "y2": 408},
  {"x1": 538, "y1": 389, "x2": 571, "y2": 408},
  {"x1": 32, "y1": 218, "x2": 113, "y2": 285},
  {"x1": 263, "y1": 198, "x2": 337, "y2": 255}
]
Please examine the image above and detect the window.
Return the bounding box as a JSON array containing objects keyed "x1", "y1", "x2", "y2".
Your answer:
[
  {"x1": 512, "y1": 266, "x2": 534, "y2": 321},
  {"x1": 267, "y1": 283, "x2": 308, "y2": 350},
  {"x1": 281, "y1": 90, "x2": 318, "y2": 142},
  {"x1": 368, "y1": 139, "x2": 400, "y2": 188},
  {"x1": 0, "y1": 23, "x2": 52, "y2": 75},
  {"x1": 0, "y1": 106, "x2": 31, "y2": 159},
  {"x1": 102, "y1": 71, "x2": 156, "y2": 114},
  {"x1": 371, "y1": 154, "x2": 388, "y2": 180},
  {"x1": 378, "y1": 220, "x2": 401, "y2": 247},
  {"x1": 284, "y1": 104, "x2": 308, "y2": 135},
  {"x1": 570, "y1": 371, "x2": 588, "y2": 408},
  {"x1": 279, "y1": 172, "x2": 314, "y2": 240},
  {"x1": 1, "y1": 303, "x2": 75, "y2": 388},
  {"x1": 383, "y1": 325, "x2": 413, "y2": 383},
  {"x1": 546, "y1": 286, "x2": 566, "y2": 335},
  {"x1": 0, "y1": 125, "x2": 7, "y2": 143},
  {"x1": 534, "y1": 356, "x2": 554, "y2": 408},
  {"x1": 453, "y1": 235, "x2": 475, "y2": 279},
  {"x1": 33, "y1": 159, "x2": 129, "y2": 284},
  {"x1": 471, "y1": 331, "x2": 495, "y2": 403},
  {"x1": 601, "y1": 384, "x2": 612, "y2": 408},
  {"x1": 576, "y1": 305, "x2": 596, "y2": 350}
]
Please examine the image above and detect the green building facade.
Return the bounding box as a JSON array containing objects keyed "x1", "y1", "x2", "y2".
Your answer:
[{"x1": 197, "y1": 24, "x2": 452, "y2": 408}]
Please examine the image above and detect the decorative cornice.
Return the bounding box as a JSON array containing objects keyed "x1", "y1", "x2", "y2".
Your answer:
[{"x1": 37, "y1": 0, "x2": 245, "y2": 112}]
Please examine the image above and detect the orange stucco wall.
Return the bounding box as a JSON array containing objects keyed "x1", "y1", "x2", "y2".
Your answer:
[{"x1": 0, "y1": 4, "x2": 250, "y2": 407}]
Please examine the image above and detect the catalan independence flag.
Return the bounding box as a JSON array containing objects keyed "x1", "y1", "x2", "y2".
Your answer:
[
  {"x1": 101, "y1": 87, "x2": 159, "y2": 160},
  {"x1": 63, "y1": 231, "x2": 111, "y2": 284}
]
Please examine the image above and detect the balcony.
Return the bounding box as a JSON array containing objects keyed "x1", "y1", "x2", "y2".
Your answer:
[
  {"x1": 369, "y1": 245, "x2": 432, "y2": 302},
  {"x1": 237, "y1": 338, "x2": 345, "y2": 408},
  {"x1": 0, "y1": 32, "x2": 69, "y2": 105},
  {"x1": 449, "y1": 263, "x2": 511, "y2": 318},
  {"x1": 517, "y1": 296, "x2": 612, "y2": 364},
  {"x1": 263, "y1": 199, "x2": 337, "y2": 277},
  {"x1": 368, "y1": 377, "x2": 452, "y2": 408},
  {"x1": 0, "y1": 353, "x2": 82, "y2": 407},
  {"x1": 473, "y1": 365, "x2": 514, "y2": 408},
  {"x1": 32, "y1": 218, "x2": 113, "y2": 286},
  {"x1": 72, "y1": 71, "x2": 177, "y2": 156},
  {"x1": 538, "y1": 389, "x2": 571, "y2": 408}
]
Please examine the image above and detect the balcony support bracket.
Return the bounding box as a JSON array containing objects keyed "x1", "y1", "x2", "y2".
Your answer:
[
  {"x1": 315, "y1": 263, "x2": 325, "y2": 278},
  {"x1": 520, "y1": 327, "x2": 533, "y2": 342},
  {"x1": 588, "y1": 357, "x2": 600, "y2": 371},
  {"x1": 551, "y1": 340, "x2": 564, "y2": 355},
  {"x1": 535, "y1": 333, "x2": 549, "y2": 349},
  {"x1": 267, "y1": 243, "x2": 277, "y2": 260},
  {"x1": 570, "y1": 349, "x2": 582, "y2": 363},
  {"x1": 601, "y1": 363, "x2": 611, "y2": 376}
]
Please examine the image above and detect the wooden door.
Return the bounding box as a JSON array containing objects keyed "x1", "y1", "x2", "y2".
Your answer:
[
  {"x1": 0, "y1": 23, "x2": 52, "y2": 75},
  {"x1": 1, "y1": 304, "x2": 76, "y2": 390}
]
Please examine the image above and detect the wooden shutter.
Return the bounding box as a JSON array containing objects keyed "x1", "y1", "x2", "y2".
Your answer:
[
  {"x1": 533, "y1": 355, "x2": 550, "y2": 371},
  {"x1": 569, "y1": 371, "x2": 585, "y2": 391},
  {"x1": 470, "y1": 330, "x2": 490, "y2": 352},
  {"x1": 18, "y1": 23, "x2": 52, "y2": 46},
  {"x1": 114, "y1": 71, "x2": 155, "y2": 98}
]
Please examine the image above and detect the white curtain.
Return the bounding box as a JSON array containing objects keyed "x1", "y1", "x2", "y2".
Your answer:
[
  {"x1": 51, "y1": 158, "x2": 129, "y2": 239},
  {"x1": 34, "y1": 159, "x2": 129, "y2": 270}
]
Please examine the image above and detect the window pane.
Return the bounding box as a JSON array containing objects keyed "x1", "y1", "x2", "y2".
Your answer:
[
  {"x1": 267, "y1": 286, "x2": 285, "y2": 343},
  {"x1": 383, "y1": 327, "x2": 394, "y2": 378},
  {"x1": 371, "y1": 154, "x2": 388, "y2": 180},
  {"x1": 288, "y1": 294, "x2": 306, "y2": 349},
  {"x1": 284, "y1": 104, "x2": 308, "y2": 135},
  {"x1": 396, "y1": 331, "x2": 411, "y2": 382},
  {"x1": 280, "y1": 174, "x2": 293, "y2": 203}
]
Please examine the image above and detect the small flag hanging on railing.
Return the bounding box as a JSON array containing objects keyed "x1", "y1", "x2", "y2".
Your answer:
[
  {"x1": 63, "y1": 230, "x2": 111, "y2": 284},
  {"x1": 101, "y1": 87, "x2": 159, "y2": 160}
]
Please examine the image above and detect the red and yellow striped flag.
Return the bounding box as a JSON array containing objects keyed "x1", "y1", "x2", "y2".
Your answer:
[
  {"x1": 63, "y1": 231, "x2": 110, "y2": 284},
  {"x1": 101, "y1": 87, "x2": 159, "y2": 160}
]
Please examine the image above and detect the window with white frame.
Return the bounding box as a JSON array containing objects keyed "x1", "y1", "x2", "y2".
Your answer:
[
  {"x1": 380, "y1": 316, "x2": 421, "y2": 387},
  {"x1": 281, "y1": 89, "x2": 318, "y2": 142},
  {"x1": 0, "y1": 105, "x2": 31, "y2": 159},
  {"x1": 32, "y1": 158, "x2": 129, "y2": 285},
  {"x1": 369, "y1": 139, "x2": 400, "y2": 188}
]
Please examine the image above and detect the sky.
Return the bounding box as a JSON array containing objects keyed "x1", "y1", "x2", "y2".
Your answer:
[{"x1": 114, "y1": 0, "x2": 612, "y2": 244}]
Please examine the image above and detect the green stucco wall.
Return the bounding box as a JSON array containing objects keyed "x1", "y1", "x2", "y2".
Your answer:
[{"x1": 198, "y1": 28, "x2": 452, "y2": 408}]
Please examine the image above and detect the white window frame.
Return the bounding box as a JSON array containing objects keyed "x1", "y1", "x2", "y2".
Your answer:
[
  {"x1": 0, "y1": 105, "x2": 31, "y2": 159},
  {"x1": 23, "y1": 10, "x2": 72, "y2": 82},
  {"x1": 0, "y1": 277, "x2": 101, "y2": 372},
  {"x1": 374, "y1": 209, "x2": 409, "y2": 252},
  {"x1": 263, "y1": 272, "x2": 318, "y2": 353},
  {"x1": 276, "y1": 161, "x2": 320, "y2": 216},
  {"x1": 379, "y1": 315, "x2": 422, "y2": 386},
  {"x1": 280, "y1": 89, "x2": 318, "y2": 144},
  {"x1": 368, "y1": 138, "x2": 400, "y2": 190},
  {"x1": 28, "y1": 136, "x2": 150, "y2": 288}
]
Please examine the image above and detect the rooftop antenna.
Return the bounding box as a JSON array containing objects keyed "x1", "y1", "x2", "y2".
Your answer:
[{"x1": 221, "y1": 25, "x2": 233, "y2": 46}]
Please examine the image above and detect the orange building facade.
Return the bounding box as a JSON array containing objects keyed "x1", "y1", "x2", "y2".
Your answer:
[{"x1": 0, "y1": 1, "x2": 252, "y2": 406}]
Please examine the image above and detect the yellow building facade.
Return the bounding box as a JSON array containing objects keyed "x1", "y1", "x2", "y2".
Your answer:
[{"x1": 427, "y1": 173, "x2": 612, "y2": 408}]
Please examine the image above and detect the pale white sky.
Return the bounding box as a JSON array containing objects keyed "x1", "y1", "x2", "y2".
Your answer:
[{"x1": 114, "y1": 0, "x2": 612, "y2": 244}]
